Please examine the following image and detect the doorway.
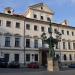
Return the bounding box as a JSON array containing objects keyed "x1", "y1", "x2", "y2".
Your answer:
[{"x1": 42, "y1": 51, "x2": 47, "y2": 66}]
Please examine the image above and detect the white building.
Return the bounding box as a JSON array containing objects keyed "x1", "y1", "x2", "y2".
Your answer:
[
  {"x1": 0, "y1": 7, "x2": 24, "y2": 65},
  {"x1": 0, "y1": 3, "x2": 75, "y2": 66}
]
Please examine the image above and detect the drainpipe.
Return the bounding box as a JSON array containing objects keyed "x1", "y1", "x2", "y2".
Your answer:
[{"x1": 24, "y1": 18, "x2": 25, "y2": 66}]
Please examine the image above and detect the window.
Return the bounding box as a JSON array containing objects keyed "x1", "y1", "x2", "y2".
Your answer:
[
  {"x1": 69, "y1": 54, "x2": 72, "y2": 60},
  {"x1": 34, "y1": 25, "x2": 38, "y2": 31},
  {"x1": 56, "y1": 43, "x2": 58, "y2": 49},
  {"x1": 67, "y1": 31, "x2": 69, "y2": 35},
  {"x1": 14, "y1": 54, "x2": 19, "y2": 62},
  {"x1": 0, "y1": 20, "x2": 1, "y2": 26},
  {"x1": 26, "y1": 39, "x2": 30, "y2": 48},
  {"x1": 73, "y1": 43, "x2": 75, "y2": 49},
  {"x1": 41, "y1": 16, "x2": 43, "y2": 20},
  {"x1": 56, "y1": 54, "x2": 59, "y2": 59},
  {"x1": 16, "y1": 22, "x2": 20, "y2": 28},
  {"x1": 68, "y1": 42, "x2": 71, "y2": 49},
  {"x1": 63, "y1": 42, "x2": 65, "y2": 49},
  {"x1": 34, "y1": 39, "x2": 38, "y2": 48},
  {"x1": 26, "y1": 24, "x2": 30, "y2": 30},
  {"x1": 41, "y1": 7, "x2": 43, "y2": 10},
  {"x1": 35, "y1": 54, "x2": 38, "y2": 61},
  {"x1": 26, "y1": 54, "x2": 30, "y2": 61},
  {"x1": 34, "y1": 14, "x2": 37, "y2": 18},
  {"x1": 48, "y1": 27, "x2": 52, "y2": 33},
  {"x1": 15, "y1": 38, "x2": 20, "y2": 47},
  {"x1": 61, "y1": 30, "x2": 64, "y2": 34},
  {"x1": 42, "y1": 40, "x2": 44, "y2": 47},
  {"x1": 32, "y1": 54, "x2": 34, "y2": 62},
  {"x1": 72, "y1": 32, "x2": 74, "y2": 36},
  {"x1": 41, "y1": 27, "x2": 44, "y2": 32},
  {"x1": 47, "y1": 17, "x2": 50, "y2": 21},
  {"x1": 4, "y1": 54, "x2": 9, "y2": 62},
  {"x1": 63, "y1": 54, "x2": 67, "y2": 60},
  {"x1": 6, "y1": 21, "x2": 11, "y2": 27},
  {"x1": 5, "y1": 37, "x2": 10, "y2": 47},
  {"x1": 54, "y1": 29, "x2": 57, "y2": 33},
  {"x1": 7, "y1": 10, "x2": 11, "y2": 13}
]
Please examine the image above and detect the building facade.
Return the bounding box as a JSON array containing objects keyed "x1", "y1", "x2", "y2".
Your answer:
[{"x1": 0, "y1": 3, "x2": 75, "y2": 66}]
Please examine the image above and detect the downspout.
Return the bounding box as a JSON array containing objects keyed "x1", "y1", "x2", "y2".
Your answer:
[{"x1": 24, "y1": 17, "x2": 25, "y2": 65}]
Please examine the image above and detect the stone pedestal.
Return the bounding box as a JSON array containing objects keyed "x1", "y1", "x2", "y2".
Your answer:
[{"x1": 47, "y1": 57, "x2": 59, "y2": 72}]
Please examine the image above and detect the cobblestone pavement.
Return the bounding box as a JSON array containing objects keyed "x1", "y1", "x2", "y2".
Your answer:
[{"x1": 0, "y1": 67, "x2": 75, "y2": 75}]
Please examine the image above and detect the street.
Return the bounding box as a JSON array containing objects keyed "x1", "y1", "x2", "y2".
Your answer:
[{"x1": 0, "y1": 68, "x2": 75, "y2": 75}]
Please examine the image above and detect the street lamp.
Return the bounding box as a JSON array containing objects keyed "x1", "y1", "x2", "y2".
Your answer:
[
  {"x1": 41, "y1": 19, "x2": 59, "y2": 59},
  {"x1": 41, "y1": 19, "x2": 62, "y2": 71},
  {"x1": 41, "y1": 19, "x2": 62, "y2": 60},
  {"x1": 48, "y1": 19, "x2": 54, "y2": 58}
]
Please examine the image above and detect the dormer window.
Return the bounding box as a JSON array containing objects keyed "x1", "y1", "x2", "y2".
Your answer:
[
  {"x1": 7, "y1": 10, "x2": 11, "y2": 14},
  {"x1": 4, "y1": 7, "x2": 14, "y2": 15},
  {"x1": 41, "y1": 7, "x2": 43, "y2": 10}
]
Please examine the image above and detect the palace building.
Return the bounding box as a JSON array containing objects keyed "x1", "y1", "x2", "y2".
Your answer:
[{"x1": 0, "y1": 3, "x2": 75, "y2": 66}]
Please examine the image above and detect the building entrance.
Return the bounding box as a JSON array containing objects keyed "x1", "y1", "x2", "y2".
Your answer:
[{"x1": 42, "y1": 51, "x2": 47, "y2": 66}]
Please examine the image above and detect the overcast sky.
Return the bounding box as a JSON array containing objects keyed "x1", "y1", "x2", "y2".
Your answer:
[{"x1": 0, "y1": 0, "x2": 75, "y2": 27}]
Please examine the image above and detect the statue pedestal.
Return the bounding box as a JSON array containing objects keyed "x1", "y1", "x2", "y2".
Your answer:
[{"x1": 47, "y1": 57, "x2": 59, "y2": 72}]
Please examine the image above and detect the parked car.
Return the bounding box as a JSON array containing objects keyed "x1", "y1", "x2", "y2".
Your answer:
[
  {"x1": 0, "y1": 58, "x2": 8, "y2": 68},
  {"x1": 68, "y1": 64, "x2": 75, "y2": 68},
  {"x1": 27, "y1": 62, "x2": 39, "y2": 68},
  {"x1": 8, "y1": 61, "x2": 20, "y2": 68}
]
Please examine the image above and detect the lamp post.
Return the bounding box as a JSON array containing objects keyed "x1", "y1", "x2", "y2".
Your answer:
[
  {"x1": 41, "y1": 19, "x2": 61, "y2": 71},
  {"x1": 48, "y1": 19, "x2": 54, "y2": 58}
]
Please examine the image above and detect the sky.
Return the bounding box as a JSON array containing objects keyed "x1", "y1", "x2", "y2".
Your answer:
[{"x1": 0, "y1": 0, "x2": 75, "y2": 27}]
